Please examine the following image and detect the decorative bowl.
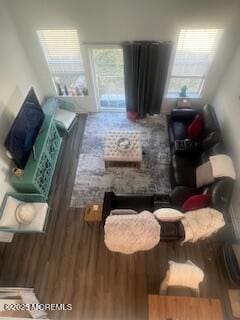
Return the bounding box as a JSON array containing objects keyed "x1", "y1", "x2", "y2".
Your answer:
[{"x1": 116, "y1": 137, "x2": 132, "y2": 152}]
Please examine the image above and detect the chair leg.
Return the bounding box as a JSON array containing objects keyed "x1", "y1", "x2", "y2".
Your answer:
[{"x1": 159, "y1": 272, "x2": 169, "y2": 295}]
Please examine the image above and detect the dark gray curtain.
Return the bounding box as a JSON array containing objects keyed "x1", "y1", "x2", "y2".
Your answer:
[{"x1": 123, "y1": 41, "x2": 172, "y2": 118}]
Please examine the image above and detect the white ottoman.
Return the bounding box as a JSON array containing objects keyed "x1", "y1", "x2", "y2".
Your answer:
[{"x1": 104, "y1": 131, "x2": 142, "y2": 168}]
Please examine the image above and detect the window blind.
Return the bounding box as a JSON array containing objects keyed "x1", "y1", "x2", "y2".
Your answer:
[
  {"x1": 172, "y1": 29, "x2": 222, "y2": 77},
  {"x1": 37, "y1": 29, "x2": 84, "y2": 73},
  {"x1": 37, "y1": 29, "x2": 88, "y2": 97},
  {"x1": 168, "y1": 28, "x2": 222, "y2": 95}
]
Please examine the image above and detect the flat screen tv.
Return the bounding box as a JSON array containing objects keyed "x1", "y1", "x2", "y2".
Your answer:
[{"x1": 4, "y1": 88, "x2": 44, "y2": 169}]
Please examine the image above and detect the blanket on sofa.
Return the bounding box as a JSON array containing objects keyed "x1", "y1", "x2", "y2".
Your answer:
[
  {"x1": 181, "y1": 207, "x2": 225, "y2": 243},
  {"x1": 104, "y1": 211, "x2": 160, "y2": 254}
]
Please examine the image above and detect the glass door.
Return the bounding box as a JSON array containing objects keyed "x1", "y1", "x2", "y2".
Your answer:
[{"x1": 90, "y1": 46, "x2": 125, "y2": 111}]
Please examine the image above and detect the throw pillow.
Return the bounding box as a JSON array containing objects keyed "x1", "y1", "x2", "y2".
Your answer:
[
  {"x1": 187, "y1": 114, "x2": 203, "y2": 140},
  {"x1": 196, "y1": 161, "x2": 214, "y2": 188},
  {"x1": 15, "y1": 203, "x2": 37, "y2": 225},
  {"x1": 110, "y1": 209, "x2": 138, "y2": 215},
  {"x1": 182, "y1": 194, "x2": 211, "y2": 212},
  {"x1": 153, "y1": 208, "x2": 184, "y2": 222}
]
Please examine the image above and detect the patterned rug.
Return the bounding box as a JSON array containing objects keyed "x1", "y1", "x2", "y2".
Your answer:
[{"x1": 70, "y1": 112, "x2": 170, "y2": 208}]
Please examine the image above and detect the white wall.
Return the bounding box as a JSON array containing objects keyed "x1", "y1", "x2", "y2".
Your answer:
[
  {"x1": 0, "y1": 2, "x2": 43, "y2": 206},
  {"x1": 213, "y1": 44, "x2": 240, "y2": 238},
  {"x1": 7, "y1": 0, "x2": 240, "y2": 112}
]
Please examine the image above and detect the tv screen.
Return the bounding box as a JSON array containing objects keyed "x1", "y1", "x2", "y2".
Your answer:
[{"x1": 4, "y1": 88, "x2": 44, "y2": 169}]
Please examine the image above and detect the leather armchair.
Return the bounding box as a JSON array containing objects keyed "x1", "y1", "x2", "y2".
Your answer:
[
  {"x1": 168, "y1": 104, "x2": 221, "y2": 152},
  {"x1": 170, "y1": 177, "x2": 234, "y2": 215}
]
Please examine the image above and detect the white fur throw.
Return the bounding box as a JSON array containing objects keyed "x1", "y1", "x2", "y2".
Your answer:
[
  {"x1": 104, "y1": 210, "x2": 160, "y2": 254},
  {"x1": 209, "y1": 154, "x2": 236, "y2": 179},
  {"x1": 181, "y1": 207, "x2": 225, "y2": 243}
]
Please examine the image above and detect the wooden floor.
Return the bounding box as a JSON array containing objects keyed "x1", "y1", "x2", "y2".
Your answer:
[{"x1": 0, "y1": 116, "x2": 237, "y2": 320}]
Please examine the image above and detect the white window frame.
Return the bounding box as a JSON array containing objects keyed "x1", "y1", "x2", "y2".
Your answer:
[
  {"x1": 88, "y1": 44, "x2": 126, "y2": 111},
  {"x1": 166, "y1": 29, "x2": 223, "y2": 98}
]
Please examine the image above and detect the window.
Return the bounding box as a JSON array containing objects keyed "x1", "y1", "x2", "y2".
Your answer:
[
  {"x1": 91, "y1": 47, "x2": 125, "y2": 109},
  {"x1": 37, "y1": 29, "x2": 88, "y2": 97},
  {"x1": 168, "y1": 29, "x2": 222, "y2": 97}
]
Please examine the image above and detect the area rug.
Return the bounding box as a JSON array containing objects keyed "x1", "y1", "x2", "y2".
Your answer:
[{"x1": 70, "y1": 112, "x2": 170, "y2": 208}]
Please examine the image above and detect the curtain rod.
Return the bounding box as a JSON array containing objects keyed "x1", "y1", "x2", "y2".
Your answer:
[
  {"x1": 82, "y1": 42, "x2": 121, "y2": 45},
  {"x1": 81, "y1": 41, "x2": 172, "y2": 45}
]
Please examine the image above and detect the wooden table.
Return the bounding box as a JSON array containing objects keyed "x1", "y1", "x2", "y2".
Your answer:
[
  {"x1": 84, "y1": 203, "x2": 103, "y2": 223},
  {"x1": 148, "y1": 295, "x2": 223, "y2": 320}
]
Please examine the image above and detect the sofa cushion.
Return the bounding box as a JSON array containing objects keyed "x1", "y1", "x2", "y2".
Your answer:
[
  {"x1": 202, "y1": 104, "x2": 220, "y2": 136},
  {"x1": 110, "y1": 209, "x2": 138, "y2": 215},
  {"x1": 205, "y1": 178, "x2": 234, "y2": 213},
  {"x1": 114, "y1": 194, "x2": 154, "y2": 212},
  {"x1": 201, "y1": 105, "x2": 221, "y2": 149},
  {"x1": 159, "y1": 221, "x2": 185, "y2": 241},
  {"x1": 187, "y1": 114, "x2": 203, "y2": 140},
  {"x1": 172, "y1": 122, "x2": 187, "y2": 140},
  {"x1": 200, "y1": 142, "x2": 226, "y2": 163},
  {"x1": 172, "y1": 155, "x2": 197, "y2": 187}
]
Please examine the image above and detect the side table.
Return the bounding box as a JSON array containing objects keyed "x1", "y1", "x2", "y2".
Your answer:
[
  {"x1": 176, "y1": 98, "x2": 191, "y2": 108},
  {"x1": 84, "y1": 203, "x2": 103, "y2": 224}
]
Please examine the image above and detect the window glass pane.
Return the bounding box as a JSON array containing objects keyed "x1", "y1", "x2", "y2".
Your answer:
[
  {"x1": 37, "y1": 30, "x2": 88, "y2": 97},
  {"x1": 168, "y1": 77, "x2": 204, "y2": 95},
  {"x1": 92, "y1": 48, "x2": 125, "y2": 109},
  {"x1": 168, "y1": 28, "x2": 222, "y2": 95}
]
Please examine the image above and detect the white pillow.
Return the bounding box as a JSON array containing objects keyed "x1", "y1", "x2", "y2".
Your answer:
[
  {"x1": 15, "y1": 203, "x2": 37, "y2": 225},
  {"x1": 153, "y1": 208, "x2": 184, "y2": 222},
  {"x1": 0, "y1": 196, "x2": 21, "y2": 228}
]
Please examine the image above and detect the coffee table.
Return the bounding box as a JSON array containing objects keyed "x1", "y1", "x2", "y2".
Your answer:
[{"x1": 104, "y1": 131, "x2": 142, "y2": 168}]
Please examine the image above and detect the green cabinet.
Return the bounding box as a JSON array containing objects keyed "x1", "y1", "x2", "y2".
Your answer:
[{"x1": 11, "y1": 114, "x2": 62, "y2": 199}]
